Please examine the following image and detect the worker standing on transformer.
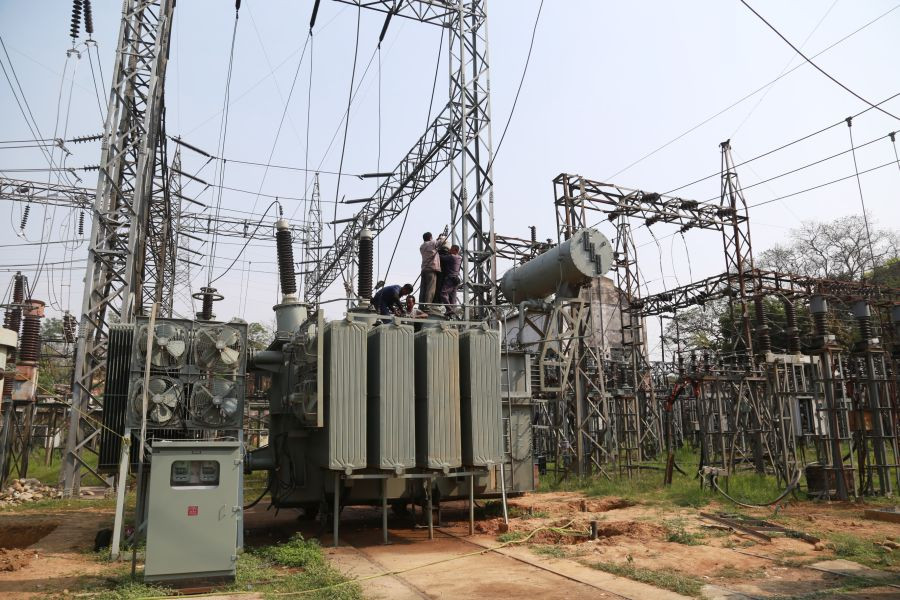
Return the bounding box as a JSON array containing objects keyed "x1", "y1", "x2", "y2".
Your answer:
[
  {"x1": 418, "y1": 226, "x2": 448, "y2": 308},
  {"x1": 438, "y1": 244, "x2": 462, "y2": 315},
  {"x1": 373, "y1": 283, "x2": 414, "y2": 318}
]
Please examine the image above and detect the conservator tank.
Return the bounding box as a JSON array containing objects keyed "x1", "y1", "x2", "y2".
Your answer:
[{"x1": 500, "y1": 227, "x2": 612, "y2": 303}]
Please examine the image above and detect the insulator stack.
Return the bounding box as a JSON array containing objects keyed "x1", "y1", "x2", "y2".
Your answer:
[
  {"x1": 3, "y1": 273, "x2": 26, "y2": 368},
  {"x1": 70, "y1": 0, "x2": 82, "y2": 41},
  {"x1": 63, "y1": 312, "x2": 77, "y2": 344},
  {"x1": 20, "y1": 204, "x2": 30, "y2": 230},
  {"x1": 357, "y1": 228, "x2": 373, "y2": 303},
  {"x1": 19, "y1": 300, "x2": 45, "y2": 365},
  {"x1": 275, "y1": 219, "x2": 297, "y2": 298},
  {"x1": 753, "y1": 296, "x2": 771, "y2": 355},
  {"x1": 529, "y1": 226, "x2": 537, "y2": 245},
  {"x1": 852, "y1": 301, "x2": 873, "y2": 343},
  {"x1": 810, "y1": 296, "x2": 828, "y2": 337},
  {"x1": 199, "y1": 287, "x2": 216, "y2": 321},
  {"x1": 83, "y1": 0, "x2": 93, "y2": 35},
  {"x1": 78, "y1": 210, "x2": 85, "y2": 236},
  {"x1": 782, "y1": 298, "x2": 800, "y2": 353}
]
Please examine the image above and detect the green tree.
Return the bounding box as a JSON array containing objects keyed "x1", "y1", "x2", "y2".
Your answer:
[{"x1": 247, "y1": 322, "x2": 274, "y2": 351}]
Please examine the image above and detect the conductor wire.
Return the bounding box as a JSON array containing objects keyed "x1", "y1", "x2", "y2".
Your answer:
[{"x1": 845, "y1": 117, "x2": 878, "y2": 277}]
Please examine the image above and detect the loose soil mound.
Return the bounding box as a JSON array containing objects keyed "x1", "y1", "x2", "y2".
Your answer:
[
  {"x1": 568, "y1": 497, "x2": 636, "y2": 513},
  {"x1": 0, "y1": 549, "x2": 33, "y2": 572},
  {"x1": 0, "y1": 523, "x2": 57, "y2": 548},
  {"x1": 593, "y1": 520, "x2": 665, "y2": 543}
]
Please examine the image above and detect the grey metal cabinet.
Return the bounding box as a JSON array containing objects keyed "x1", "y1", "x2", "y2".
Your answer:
[{"x1": 144, "y1": 441, "x2": 241, "y2": 583}]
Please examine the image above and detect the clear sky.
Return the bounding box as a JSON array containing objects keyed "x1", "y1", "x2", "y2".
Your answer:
[{"x1": 1, "y1": 0, "x2": 898, "y2": 352}]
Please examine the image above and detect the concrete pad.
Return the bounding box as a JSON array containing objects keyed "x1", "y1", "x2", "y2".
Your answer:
[{"x1": 809, "y1": 559, "x2": 896, "y2": 580}]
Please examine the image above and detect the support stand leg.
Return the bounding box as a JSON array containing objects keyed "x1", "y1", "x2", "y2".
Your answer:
[
  {"x1": 426, "y1": 479, "x2": 433, "y2": 541},
  {"x1": 333, "y1": 472, "x2": 340, "y2": 548},
  {"x1": 468, "y1": 474, "x2": 475, "y2": 535},
  {"x1": 381, "y1": 478, "x2": 388, "y2": 545}
]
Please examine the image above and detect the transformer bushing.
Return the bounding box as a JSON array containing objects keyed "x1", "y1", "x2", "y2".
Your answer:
[
  {"x1": 275, "y1": 219, "x2": 297, "y2": 300},
  {"x1": 357, "y1": 228, "x2": 373, "y2": 304},
  {"x1": 782, "y1": 298, "x2": 800, "y2": 353},
  {"x1": 810, "y1": 295, "x2": 829, "y2": 339},
  {"x1": 851, "y1": 300, "x2": 875, "y2": 347},
  {"x1": 194, "y1": 287, "x2": 221, "y2": 321},
  {"x1": 273, "y1": 218, "x2": 305, "y2": 335}
]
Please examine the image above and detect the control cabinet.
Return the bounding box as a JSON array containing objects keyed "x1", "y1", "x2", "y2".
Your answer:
[{"x1": 144, "y1": 441, "x2": 242, "y2": 583}]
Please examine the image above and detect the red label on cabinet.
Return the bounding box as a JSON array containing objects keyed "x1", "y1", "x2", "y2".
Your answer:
[{"x1": 187, "y1": 505, "x2": 198, "y2": 516}]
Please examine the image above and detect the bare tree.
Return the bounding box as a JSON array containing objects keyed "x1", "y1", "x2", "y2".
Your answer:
[{"x1": 758, "y1": 215, "x2": 899, "y2": 281}]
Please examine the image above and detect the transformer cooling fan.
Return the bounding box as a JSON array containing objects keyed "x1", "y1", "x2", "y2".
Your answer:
[
  {"x1": 190, "y1": 378, "x2": 241, "y2": 428},
  {"x1": 131, "y1": 376, "x2": 182, "y2": 426},
  {"x1": 137, "y1": 322, "x2": 188, "y2": 369},
  {"x1": 194, "y1": 325, "x2": 243, "y2": 371}
]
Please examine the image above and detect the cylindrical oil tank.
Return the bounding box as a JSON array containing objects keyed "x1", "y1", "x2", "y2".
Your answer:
[
  {"x1": 459, "y1": 326, "x2": 503, "y2": 467},
  {"x1": 500, "y1": 227, "x2": 612, "y2": 303},
  {"x1": 323, "y1": 318, "x2": 369, "y2": 472},
  {"x1": 414, "y1": 324, "x2": 461, "y2": 472},
  {"x1": 367, "y1": 322, "x2": 416, "y2": 473}
]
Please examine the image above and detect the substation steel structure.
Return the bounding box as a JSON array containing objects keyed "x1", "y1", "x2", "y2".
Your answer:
[
  {"x1": 528, "y1": 139, "x2": 900, "y2": 495},
  {"x1": 43, "y1": 0, "x2": 498, "y2": 492}
]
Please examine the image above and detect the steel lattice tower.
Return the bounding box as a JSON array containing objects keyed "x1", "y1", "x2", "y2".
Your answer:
[
  {"x1": 61, "y1": 0, "x2": 175, "y2": 493},
  {"x1": 307, "y1": 1, "x2": 496, "y2": 317}
]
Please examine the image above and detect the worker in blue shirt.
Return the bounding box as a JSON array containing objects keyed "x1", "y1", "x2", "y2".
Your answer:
[{"x1": 372, "y1": 283, "x2": 414, "y2": 316}]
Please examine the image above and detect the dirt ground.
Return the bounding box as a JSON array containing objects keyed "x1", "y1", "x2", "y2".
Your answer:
[
  {"x1": 0, "y1": 507, "x2": 117, "y2": 597},
  {"x1": 0, "y1": 492, "x2": 897, "y2": 599}
]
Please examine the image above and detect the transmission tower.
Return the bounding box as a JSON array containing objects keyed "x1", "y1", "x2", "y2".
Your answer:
[
  {"x1": 307, "y1": 1, "x2": 496, "y2": 318},
  {"x1": 719, "y1": 140, "x2": 756, "y2": 361},
  {"x1": 61, "y1": 0, "x2": 175, "y2": 493},
  {"x1": 302, "y1": 173, "x2": 324, "y2": 302}
]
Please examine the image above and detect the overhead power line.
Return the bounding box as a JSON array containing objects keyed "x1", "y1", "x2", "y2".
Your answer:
[
  {"x1": 605, "y1": 3, "x2": 900, "y2": 180},
  {"x1": 739, "y1": 0, "x2": 900, "y2": 121},
  {"x1": 664, "y1": 91, "x2": 900, "y2": 194}
]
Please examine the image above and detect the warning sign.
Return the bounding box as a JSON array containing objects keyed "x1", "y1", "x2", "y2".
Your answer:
[{"x1": 187, "y1": 505, "x2": 199, "y2": 516}]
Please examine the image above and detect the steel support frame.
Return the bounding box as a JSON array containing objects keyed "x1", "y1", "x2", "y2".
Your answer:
[
  {"x1": 61, "y1": 0, "x2": 175, "y2": 494},
  {"x1": 307, "y1": 1, "x2": 496, "y2": 320}
]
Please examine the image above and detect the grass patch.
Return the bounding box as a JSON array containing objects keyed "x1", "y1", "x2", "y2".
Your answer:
[
  {"x1": 17, "y1": 449, "x2": 105, "y2": 487},
  {"x1": 248, "y1": 535, "x2": 362, "y2": 600},
  {"x1": 827, "y1": 532, "x2": 895, "y2": 569},
  {"x1": 532, "y1": 544, "x2": 567, "y2": 559},
  {"x1": 256, "y1": 533, "x2": 326, "y2": 568},
  {"x1": 542, "y1": 446, "x2": 795, "y2": 510},
  {"x1": 497, "y1": 530, "x2": 528, "y2": 543},
  {"x1": 587, "y1": 561, "x2": 703, "y2": 597},
  {"x1": 665, "y1": 524, "x2": 705, "y2": 546},
  {"x1": 87, "y1": 581, "x2": 173, "y2": 600}
]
